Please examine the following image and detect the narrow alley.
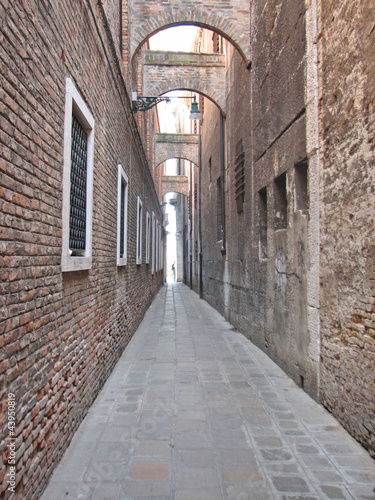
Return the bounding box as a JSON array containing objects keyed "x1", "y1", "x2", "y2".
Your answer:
[{"x1": 41, "y1": 284, "x2": 375, "y2": 500}]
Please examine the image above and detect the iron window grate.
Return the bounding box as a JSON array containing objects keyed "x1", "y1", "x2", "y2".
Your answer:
[
  {"x1": 69, "y1": 115, "x2": 87, "y2": 252},
  {"x1": 120, "y1": 178, "x2": 126, "y2": 257}
]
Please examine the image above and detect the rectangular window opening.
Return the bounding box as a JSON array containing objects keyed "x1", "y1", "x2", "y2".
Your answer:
[
  {"x1": 69, "y1": 115, "x2": 88, "y2": 255},
  {"x1": 146, "y1": 212, "x2": 151, "y2": 264},
  {"x1": 259, "y1": 187, "x2": 268, "y2": 259},
  {"x1": 274, "y1": 173, "x2": 287, "y2": 230},
  {"x1": 117, "y1": 165, "x2": 128, "y2": 266},
  {"x1": 295, "y1": 160, "x2": 309, "y2": 213},
  {"x1": 62, "y1": 78, "x2": 94, "y2": 273},
  {"x1": 136, "y1": 196, "x2": 143, "y2": 265}
]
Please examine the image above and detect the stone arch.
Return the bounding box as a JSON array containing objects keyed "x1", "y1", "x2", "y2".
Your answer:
[
  {"x1": 145, "y1": 78, "x2": 226, "y2": 115},
  {"x1": 162, "y1": 179, "x2": 189, "y2": 199},
  {"x1": 130, "y1": 1, "x2": 250, "y2": 64},
  {"x1": 155, "y1": 133, "x2": 200, "y2": 169}
]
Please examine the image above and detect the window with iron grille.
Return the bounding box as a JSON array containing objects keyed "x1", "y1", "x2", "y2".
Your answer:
[
  {"x1": 146, "y1": 212, "x2": 151, "y2": 264},
  {"x1": 234, "y1": 139, "x2": 245, "y2": 213},
  {"x1": 152, "y1": 211, "x2": 156, "y2": 274},
  {"x1": 117, "y1": 164, "x2": 128, "y2": 266},
  {"x1": 136, "y1": 196, "x2": 143, "y2": 265},
  {"x1": 69, "y1": 115, "x2": 87, "y2": 254},
  {"x1": 62, "y1": 78, "x2": 94, "y2": 272}
]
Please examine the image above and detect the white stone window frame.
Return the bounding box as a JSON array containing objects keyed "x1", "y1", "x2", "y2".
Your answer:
[
  {"x1": 156, "y1": 220, "x2": 159, "y2": 271},
  {"x1": 159, "y1": 227, "x2": 163, "y2": 270},
  {"x1": 62, "y1": 78, "x2": 95, "y2": 273},
  {"x1": 117, "y1": 165, "x2": 128, "y2": 266},
  {"x1": 145, "y1": 211, "x2": 151, "y2": 264},
  {"x1": 136, "y1": 196, "x2": 143, "y2": 265},
  {"x1": 151, "y1": 211, "x2": 156, "y2": 274}
]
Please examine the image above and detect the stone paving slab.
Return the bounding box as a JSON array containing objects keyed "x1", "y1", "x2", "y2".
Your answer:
[{"x1": 40, "y1": 284, "x2": 375, "y2": 500}]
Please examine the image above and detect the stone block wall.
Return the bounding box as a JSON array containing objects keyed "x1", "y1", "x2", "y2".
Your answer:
[
  {"x1": 318, "y1": 0, "x2": 375, "y2": 456},
  {"x1": 0, "y1": 0, "x2": 163, "y2": 497},
  {"x1": 200, "y1": 0, "x2": 316, "y2": 397}
]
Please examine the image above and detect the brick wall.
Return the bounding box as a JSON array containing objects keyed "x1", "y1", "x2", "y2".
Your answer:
[
  {"x1": 0, "y1": 0, "x2": 163, "y2": 497},
  {"x1": 129, "y1": 0, "x2": 251, "y2": 63},
  {"x1": 318, "y1": 0, "x2": 375, "y2": 456},
  {"x1": 144, "y1": 51, "x2": 226, "y2": 114}
]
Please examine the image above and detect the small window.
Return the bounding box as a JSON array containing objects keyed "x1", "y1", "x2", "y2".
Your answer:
[
  {"x1": 259, "y1": 188, "x2": 268, "y2": 259},
  {"x1": 62, "y1": 78, "x2": 94, "y2": 272},
  {"x1": 295, "y1": 160, "x2": 309, "y2": 213},
  {"x1": 155, "y1": 220, "x2": 159, "y2": 271},
  {"x1": 117, "y1": 165, "x2": 128, "y2": 266},
  {"x1": 274, "y1": 173, "x2": 287, "y2": 230},
  {"x1": 136, "y1": 196, "x2": 143, "y2": 265},
  {"x1": 146, "y1": 212, "x2": 151, "y2": 264},
  {"x1": 152, "y1": 211, "x2": 156, "y2": 274}
]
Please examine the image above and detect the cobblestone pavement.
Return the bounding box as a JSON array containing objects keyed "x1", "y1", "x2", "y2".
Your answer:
[{"x1": 41, "y1": 284, "x2": 375, "y2": 500}]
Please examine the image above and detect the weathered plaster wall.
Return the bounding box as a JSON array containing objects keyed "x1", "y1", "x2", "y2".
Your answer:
[
  {"x1": 319, "y1": 0, "x2": 375, "y2": 456},
  {"x1": 200, "y1": 0, "x2": 319, "y2": 398}
]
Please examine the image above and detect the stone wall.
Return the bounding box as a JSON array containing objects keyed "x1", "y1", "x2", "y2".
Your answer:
[
  {"x1": 0, "y1": 0, "x2": 163, "y2": 497},
  {"x1": 200, "y1": 0, "x2": 320, "y2": 398},
  {"x1": 318, "y1": 0, "x2": 375, "y2": 456}
]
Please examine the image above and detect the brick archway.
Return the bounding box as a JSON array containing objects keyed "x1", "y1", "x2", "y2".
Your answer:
[
  {"x1": 162, "y1": 179, "x2": 189, "y2": 200},
  {"x1": 130, "y1": 1, "x2": 250, "y2": 64},
  {"x1": 155, "y1": 133, "x2": 199, "y2": 169},
  {"x1": 144, "y1": 51, "x2": 226, "y2": 114}
]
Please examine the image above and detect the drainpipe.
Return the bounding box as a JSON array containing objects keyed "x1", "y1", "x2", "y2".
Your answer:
[
  {"x1": 189, "y1": 162, "x2": 193, "y2": 289},
  {"x1": 220, "y1": 113, "x2": 226, "y2": 254},
  {"x1": 199, "y1": 133, "x2": 203, "y2": 298}
]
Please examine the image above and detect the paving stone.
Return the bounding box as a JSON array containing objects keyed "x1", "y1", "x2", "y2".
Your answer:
[
  {"x1": 319, "y1": 484, "x2": 350, "y2": 499},
  {"x1": 175, "y1": 467, "x2": 221, "y2": 489},
  {"x1": 272, "y1": 476, "x2": 310, "y2": 493},
  {"x1": 222, "y1": 469, "x2": 264, "y2": 483},
  {"x1": 132, "y1": 439, "x2": 172, "y2": 457},
  {"x1": 123, "y1": 480, "x2": 171, "y2": 497},
  {"x1": 129, "y1": 460, "x2": 169, "y2": 480},
  {"x1": 176, "y1": 449, "x2": 217, "y2": 468},
  {"x1": 175, "y1": 490, "x2": 222, "y2": 500}
]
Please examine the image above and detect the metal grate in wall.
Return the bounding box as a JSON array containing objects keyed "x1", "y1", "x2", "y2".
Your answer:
[
  {"x1": 69, "y1": 115, "x2": 87, "y2": 252},
  {"x1": 120, "y1": 179, "x2": 126, "y2": 257},
  {"x1": 234, "y1": 139, "x2": 245, "y2": 213}
]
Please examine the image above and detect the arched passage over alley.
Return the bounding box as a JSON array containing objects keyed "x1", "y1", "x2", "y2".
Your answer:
[
  {"x1": 129, "y1": 0, "x2": 251, "y2": 64},
  {"x1": 144, "y1": 50, "x2": 227, "y2": 114},
  {"x1": 155, "y1": 133, "x2": 200, "y2": 169}
]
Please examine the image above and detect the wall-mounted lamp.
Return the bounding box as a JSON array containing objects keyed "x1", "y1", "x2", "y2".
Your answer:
[
  {"x1": 132, "y1": 92, "x2": 201, "y2": 120},
  {"x1": 189, "y1": 98, "x2": 202, "y2": 121}
]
